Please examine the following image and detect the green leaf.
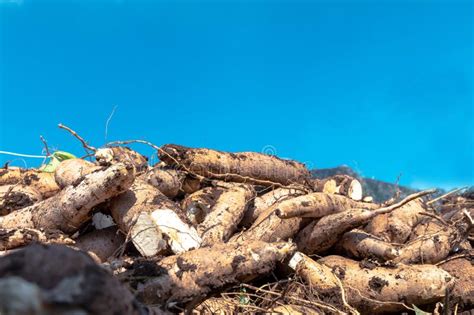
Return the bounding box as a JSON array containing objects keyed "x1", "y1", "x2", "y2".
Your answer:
[
  {"x1": 39, "y1": 151, "x2": 76, "y2": 172},
  {"x1": 52, "y1": 151, "x2": 76, "y2": 161}
]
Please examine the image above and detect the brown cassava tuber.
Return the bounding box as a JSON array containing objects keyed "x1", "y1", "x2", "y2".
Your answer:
[
  {"x1": 0, "y1": 163, "x2": 135, "y2": 233},
  {"x1": 137, "y1": 240, "x2": 296, "y2": 305},
  {"x1": 0, "y1": 167, "x2": 60, "y2": 198},
  {"x1": 158, "y1": 144, "x2": 310, "y2": 186},
  {"x1": 319, "y1": 255, "x2": 454, "y2": 313}
]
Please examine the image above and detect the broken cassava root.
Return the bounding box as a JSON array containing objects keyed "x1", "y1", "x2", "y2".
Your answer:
[
  {"x1": 311, "y1": 175, "x2": 363, "y2": 201},
  {"x1": 288, "y1": 252, "x2": 340, "y2": 295},
  {"x1": 0, "y1": 163, "x2": 135, "y2": 233},
  {"x1": 319, "y1": 255, "x2": 454, "y2": 314},
  {"x1": 109, "y1": 179, "x2": 198, "y2": 257},
  {"x1": 288, "y1": 252, "x2": 358, "y2": 314},
  {"x1": 158, "y1": 144, "x2": 311, "y2": 186},
  {"x1": 136, "y1": 240, "x2": 296, "y2": 305}
]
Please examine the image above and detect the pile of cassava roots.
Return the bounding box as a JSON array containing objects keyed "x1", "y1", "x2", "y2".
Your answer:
[{"x1": 0, "y1": 128, "x2": 473, "y2": 315}]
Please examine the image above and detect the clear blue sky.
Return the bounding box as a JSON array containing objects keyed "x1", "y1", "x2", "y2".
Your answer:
[{"x1": 0, "y1": 0, "x2": 472, "y2": 190}]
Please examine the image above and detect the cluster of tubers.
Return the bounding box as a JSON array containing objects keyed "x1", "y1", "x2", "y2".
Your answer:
[{"x1": 0, "y1": 133, "x2": 473, "y2": 315}]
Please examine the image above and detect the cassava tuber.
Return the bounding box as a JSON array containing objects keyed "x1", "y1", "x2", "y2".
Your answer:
[
  {"x1": 181, "y1": 186, "x2": 226, "y2": 226},
  {"x1": 0, "y1": 185, "x2": 42, "y2": 215},
  {"x1": 274, "y1": 192, "x2": 378, "y2": 219},
  {"x1": 136, "y1": 240, "x2": 296, "y2": 306},
  {"x1": 0, "y1": 163, "x2": 135, "y2": 233},
  {"x1": 109, "y1": 179, "x2": 193, "y2": 256},
  {"x1": 197, "y1": 183, "x2": 254, "y2": 246},
  {"x1": 240, "y1": 187, "x2": 305, "y2": 227},
  {"x1": 365, "y1": 198, "x2": 427, "y2": 243},
  {"x1": 0, "y1": 167, "x2": 60, "y2": 198},
  {"x1": 439, "y1": 257, "x2": 474, "y2": 311},
  {"x1": 0, "y1": 228, "x2": 73, "y2": 251},
  {"x1": 393, "y1": 216, "x2": 472, "y2": 264},
  {"x1": 339, "y1": 229, "x2": 400, "y2": 261},
  {"x1": 158, "y1": 144, "x2": 310, "y2": 186},
  {"x1": 54, "y1": 158, "x2": 100, "y2": 188},
  {"x1": 319, "y1": 255, "x2": 454, "y2": 314},
  {"x1": 74, "y1": 226, "x2": 125, "y2": 263},
  {"x1": 143, "y1": 163, "x2": 201, "y2": 198},
  {"x1": 296, "y1": 190, "x2": 435, "y2": 254},
  {"x1": 96, "y1": 146, "x2": 148, "y2": 172}
]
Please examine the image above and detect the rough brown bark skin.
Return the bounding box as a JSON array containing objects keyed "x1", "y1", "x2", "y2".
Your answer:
[
  {"x1": 439, "y1": 258, "x2": 474, "y2": 311},
  {"x1": 0, "y1": 244, "x2": 149, "y2": 315},
  {"x1": 0, "y1": 185, "x2": 42, "y2": 215},
  {"x1": 296, "y1": 207, "x2": 399, "y2": 255},
  {"x1": 143, "y1": 164, "x2": 188, "y2": 198},
  {"x1": 182, "y1": 186, "x2": 226, "y2": 226},
  {"x1": 0, "y1": 163, "x2": 135, "y2": 233},
  {"x1": 393, "y1": 218, "x2": 469, "y2": 264},
  {"x1": 274, "y1": 192, "x2": 377, "y2": 219},
  {"x1": 240, "y1": 187, "x2": 304, "y2": 227},
  {"x1": 75, "y1": 227, "x2": 125, "y2": 263},
  {"x1": 0, "y1": 168, "x2": 60, "y2": 198},
  {"x1": 339, "y1": 229, "x2": 399, "y2": 261},
  {"x1": 96, "y1": 146, "x2": 149, "y2": 172},
  {"x1": 198, "y1": 184, "x2": 254, "y2": 246},
  {"x1": 233, "y1": 204, "x2": 307, "y2": 243},
  {"x1": 54, "y1": 158, "x2": 100, "y2": 188},
  {"x1": 365, "y1": 198, "x2": 427, "y2": 243},
  {"x1": 0, "y1": 228, "x2": 73, "y2": 251},
  {"x1": 158, "y1": 144, "x2": 311, "y2": 186},
  {"x1": 319, "y1": 255, "x2": 454, "y2": 314},
  {"x1": 136, "y1": 241, "x2": 296, "y2": 305}
]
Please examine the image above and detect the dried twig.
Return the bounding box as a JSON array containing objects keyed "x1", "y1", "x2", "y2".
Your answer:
[
  {"x1": 419, "y1": 211, "x2": 450, "y2": 226},
  {"x1": 58, "y1": 123, "x2": 97, "y2": 152},
  {"x1": 427, "y1": 187, "x2": 466, "y2": 205},
  {"x1": 240, "y1": 283, "x2": 345, "y2": 314},
  {"x1": 39, "y1": 135, "x2": 50, "y2": 157},
  {"x1": 435, "y1": 252, "x2": 474, "y2": 266}
]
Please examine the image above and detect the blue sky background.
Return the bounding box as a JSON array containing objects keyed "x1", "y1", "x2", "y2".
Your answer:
[{"x1": 0, "y1": 0, "x2": 472, "y2": 190}]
